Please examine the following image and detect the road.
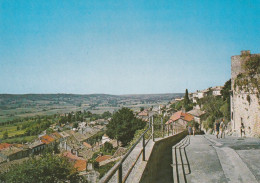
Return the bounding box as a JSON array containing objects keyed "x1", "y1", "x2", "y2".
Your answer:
[{"x1": 173, "y1": 134, "x2": 260, "y2": 183}]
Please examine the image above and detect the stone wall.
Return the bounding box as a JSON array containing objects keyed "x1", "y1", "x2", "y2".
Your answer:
[
  {"x1": 139, "y1": 131, "x2": 187, "y2": 183},
  {"x1": 230, "y1": 51, "x2": 260, "y2": 137}
]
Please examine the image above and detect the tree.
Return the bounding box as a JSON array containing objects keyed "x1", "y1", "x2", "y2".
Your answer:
[
  {"x1": 221, "y1": 79, "x2": 231, "y2": 102},
  {"x1": 106, "y1": 107, "x2": 146, "y2": 146},
  {"x1": 221, "y1": 79, "x2": 231, "y2": 120},
  {"x1": 0, "y1": 154, "x2": 80, "y2": 183},
  {"x1": 184, "y1": 89, "x2": 190, "y2": 105},
  {"x1": 102, "y1": 111, "x2": 112, "y2": 119},
  {"x1": 68, "y1": 113, "x2": 72, "y2": 123},
  {"x1": 140, "y1": 107, "x2": 144, "y2": 112},
  {"x1": 3, "y1": 131, "x2": 8, "y2": 139},
  {"x1": 183, "y1": 89, "x2": 193, "y2": 111},
  {"x1": 103, "y1": 142, "x2": 113, "y2": 153},
  {"x1": 73, "y1": 122, "x2": 78, "y2": 128}
]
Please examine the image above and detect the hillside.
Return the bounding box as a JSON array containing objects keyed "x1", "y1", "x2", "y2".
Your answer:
[{"x1": 0, "y1": 93, "x2": 183, "y2": 123}]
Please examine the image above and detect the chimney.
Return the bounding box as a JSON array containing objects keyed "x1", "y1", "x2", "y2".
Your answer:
[{"x1": 241, "y1": 50, "x2": 250, "y2": 55}]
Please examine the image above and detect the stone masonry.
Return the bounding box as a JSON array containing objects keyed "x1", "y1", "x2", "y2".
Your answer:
[{"x1": 230, "y1": 50, "x2": 260, "y2": 137}]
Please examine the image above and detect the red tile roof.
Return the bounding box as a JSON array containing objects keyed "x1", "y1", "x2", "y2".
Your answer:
[
  {"x1": 95, "y1": 155, "x2": 112, "y2": 163},
  {"x1": 169, "y1": 111, "x2": 182, "y2": 121},
  {"x1": 74, "y1": 160, "x2": 87, "y2": 172},
  {"x1": 62, "y1": 151, "x2": 87, "y2": 172},
  {"x1": 0, "y1": 143, "x2": 11, "y2": 151},
  {"x1": 40, "y1": 135, "x2": 55, "y2": 144},
  {"x1": 183, "y1": 113, "x2": 194, "y2": 122},
  {"x1": 63, "y1": 151, "x2": 82, "y2": 160},
  {"x1": 166, "y1": 111, "x2": 194, "y2": 124},
  {"x1": 51, "y1": 132, "x2": 62, "y2": 139},
  {"x1": 138, "y1": 110, "x2": 148, "y2": 116},
  {"x1": 83, "y1": 142, "x2": 92, "y2": 149}
]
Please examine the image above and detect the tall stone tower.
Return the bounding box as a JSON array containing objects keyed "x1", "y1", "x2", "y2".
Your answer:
[{"x1": 230, "y1": 50, "x2": 260, "y2": 137}]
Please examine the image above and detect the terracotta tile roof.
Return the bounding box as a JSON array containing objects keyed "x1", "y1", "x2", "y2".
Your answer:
[
  {"x1": 83, "y1": 142, "x2": 92, "y2": 149},
  {"x1": 183, "y1": 113, "x2": 194, "y2": 122},
  {"x1": 74, "y1": 160, "x2": 87, "y2": 172},
  {"x1": 51, "y1": 132, "x2": 62, "y2": 139},
  {"x1": 0, "y1": 143, "x2": 12, "y2": 151},
  {"x1": 63, "y1": 151, "x2": 84, "y2": 160},
  {"x1": 62, "y1": 151, "x2": 86, "y2": 172},
  {"x1": 95, "y1": 155, "x2": 112, "y2": 163},
  {"x1": 40, "y1": 135, "x2": 55, "y2": 144},
  {"x1": 166, "y1": 111, "x2": 194, "y2": 124},
  {"x1": 169, "y1": 111, "x2": 182, "y2": 121},
  {"x1": 138, "y1": 110, "x2": 148, "y2": 116}
]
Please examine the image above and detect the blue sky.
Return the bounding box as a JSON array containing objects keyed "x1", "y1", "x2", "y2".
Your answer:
[{"x1": 0, "y1": 0, "x2": 259, "y2": 94}]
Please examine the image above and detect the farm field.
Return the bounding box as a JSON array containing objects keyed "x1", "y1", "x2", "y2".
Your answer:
[{"x1": 0, "y1": 93, "x2": 183, "y2": 123}]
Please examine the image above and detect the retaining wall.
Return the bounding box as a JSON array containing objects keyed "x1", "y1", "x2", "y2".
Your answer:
[{"x1": 140, "y1": 131, "x2": 187, "y2": 183}]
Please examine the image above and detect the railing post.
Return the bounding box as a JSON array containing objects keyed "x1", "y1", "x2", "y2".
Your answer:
[
  {"x1": 142, "y1": 135, "x2": 145, "y2": 161},
  {"x1": 161, "y1": 117, "x2": 163, "y2": 138},
  {"x1": 118, "y1": 164, "x2": 122, "y2": 183},
  {"x1": 152, "y1": 116, "x2": 154, "y2": 141},
  {"x1": 168, "y1": 124, "x2": 169, "y2": 136},
  {"x1": 172, "y1": 122, "x2": 174, "y2": 135}
]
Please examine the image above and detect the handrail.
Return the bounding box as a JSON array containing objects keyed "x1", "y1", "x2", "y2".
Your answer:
[
  {"x1": 100, "y1": 116, "x2": 187, "y2": 183},
  {"x1": 100, "y1": 115, "x2": 153, "y2": 183}
]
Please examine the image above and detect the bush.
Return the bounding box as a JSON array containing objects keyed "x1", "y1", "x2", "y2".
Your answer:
[
  {"x1": 0, "y1": 154, "x2": 80, "y2": 183},
  {"x1": 103, "y1": 142, "x2": 113, "y2": 153}
]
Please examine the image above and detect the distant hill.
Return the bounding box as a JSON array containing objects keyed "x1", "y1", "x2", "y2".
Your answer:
[{"x1": 0, "y1": 93, "x2": 184, "y2": 123}]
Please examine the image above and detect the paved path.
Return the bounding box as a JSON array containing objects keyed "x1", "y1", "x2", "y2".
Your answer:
[
  {"x1": 104, "y1": 138, "x2": 154, "y2": 183},
  {"x1": 181, "y1": 135, "x2": 260, "y2": 183}
]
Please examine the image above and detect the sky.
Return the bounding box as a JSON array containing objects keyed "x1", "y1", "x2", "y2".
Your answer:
[{"x1": 0, "y1": 0, "x2": 259, "y2": 94}]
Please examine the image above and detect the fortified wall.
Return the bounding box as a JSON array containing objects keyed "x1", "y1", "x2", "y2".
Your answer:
[{"x1": 230, "y1": 50, "x2": 260, "y2": 137}]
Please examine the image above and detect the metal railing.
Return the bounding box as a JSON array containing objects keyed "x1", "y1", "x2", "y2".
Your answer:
[
  {"x1": 100, "y1": 115, "x2": 153, "y2": 183},
  {"x1": 100, "y1": 115, "x2": 186, "y2": 183}
]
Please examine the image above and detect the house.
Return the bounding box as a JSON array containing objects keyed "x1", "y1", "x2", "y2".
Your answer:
[
  {"x1": 29, "y1": 141, "x2": 45, "y2": 154},
  {"x1": 0, "y1": 143, "x2": 12, "y2": 151},
  {"x1": 212, "y1": 86, "x2": 223, "y2": 96},
  {"x1": 0, "y1": 146, "x2": 30, "y2": 161},
  {"x1": 166, "y1": 110, "x2": 194, "y2": 129},
  {"x1": 175, "y1": 98, "x2": 184, "y2": 102},
  {"x1": 83, "y1": 142, "x2": 92, "y2": 149},
  {"x1": 74, "y1": 159, "x2": 87, "y2": 172},
  {"x1": 101, "y1": 134, "x2": 111, "y2": 144},
  {"x1": 95, "y1": 155, "x2": 112, "y2": 163},
  {"x1": 59, "y1": 131, "x2": 70, "y2": 139},
  {"x1": 187, "y1": 108, "x2": 206, "y2": 131},
  {"x1": 63, "y1": 151, "x2": 87, "y2": 172},
  {"x1": 137, "y1": 110, "x2": 149, "y2": 122},
  {"x1": 51, "y1": 132, "x2": 63, "y2": 142},
  {"x1": 197, "y1": 89, "x2": 209, "y2": 99},
  {"x1": 40, "y1": 134, "x2": 56, "y2": 146}
]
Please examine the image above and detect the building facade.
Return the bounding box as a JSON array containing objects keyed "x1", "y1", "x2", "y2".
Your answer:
[{"x1": 230, "y1": 50, "x2": 260, "y2": 137}]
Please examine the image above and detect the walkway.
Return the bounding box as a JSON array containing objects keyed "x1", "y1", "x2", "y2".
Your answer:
[{"x1": 173, "y1": 135, "x2": 260, "y2": 183}]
